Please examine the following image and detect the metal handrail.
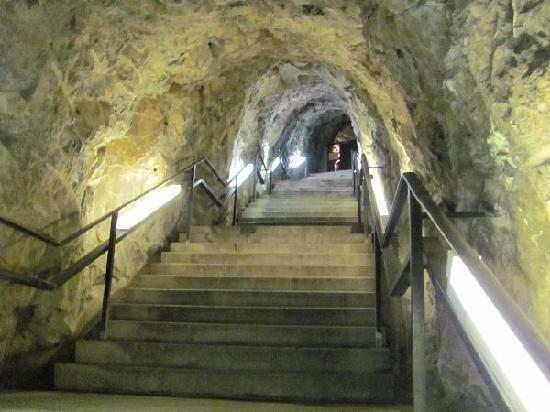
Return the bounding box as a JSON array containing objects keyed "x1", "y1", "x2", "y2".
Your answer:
[
  {"x1": 358, "y1": 153, "x2": 550, "y2": 411},
  {"x1": 0, "y1": 159, "x2": 202, "y2": 247},
  {"x1": 0, "y1": 155, "x2": 259, "y2": 337}
]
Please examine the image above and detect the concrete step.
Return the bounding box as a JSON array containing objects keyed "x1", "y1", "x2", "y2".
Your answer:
[
  {"x1": 141, "y1": 263, "x2": 372, "y2": 276},
  {"x1": 75, "y1": 340, "x2": 391, "y2": 373},
  {"x1": 132, "y1": 275, "x2": 375, "y2": 292},
  {"x1": 308, "y1": 170, "x2": 353, "y2": 177},
  {"x1": 187, "y1": 234, "x2": 365, "y2": 244},
  {"x1": 159, "y1": 252, "x2": 372, "y2": 266},
  {"x1": 254, "y1": 196, "x2": 356, "y2": 202},
  {"x1": 270, "y1": 188, "x2": 353, "y2": 192},
  {"x1": 247, "y1": 201, "x2": 357, "y2": 207},
  {"x1": 238, "y1": 216, "x2": 356, "y2": 222},
  {"x1": 274, "y1": 181, "x2": 352, "y2": 185},
  {"x1": 110, "y1": 303, "x2": 376, "y2": 326},
  {"x1": 241, "y1": 211, "x2": 357, "y2": 218},
  {"x1": 244, "y1": 207, "x2": 357, "y2": 214},
  {"x1": 190, "y1": 225, "x2": 355, "y2": 233},
  {"x1": 245, "y1": 204, "x2": 357, "y2": 209},
  {"x1": 272, "y1": 181, "x2": 352, "y2": 185},
  {"x1": 274, "y1": 183, "x2": 353, "y2": 187},
  {"x1": 271, "y1": 189, "x2": 354, "y2": 194},
  {"x1": 55, "y1": 363, "x2": 394, "y2": 403},
  {"x1": 105, "y1": 320, "x2": 377, "y2": 347},
  {"x1": 121, "y1": 288, "x2": 376, "y2": 307},
  {"x1": 269, "y1": 193, "x2": 354, "y2": 198},
  {"x1": 238, "y1": 217, "x2": 357, "y2": 225},
  {"x1": 170, "y1": 242, "x2": 370, "y2": 255},
  {"x1": 252, "y1": 200, "x2": 357, "y2": 207},
  {"x1": 190, "y1": 233, "x2": 371, "y2": 243}
]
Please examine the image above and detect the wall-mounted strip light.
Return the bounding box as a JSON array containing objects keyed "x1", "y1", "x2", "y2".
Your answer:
[
  {"x1": 233, "y1": 163, "x2": 253, "y2": 187},
  {"x1": 270, "y1": 157, "x2": 281, "y2": 172},
  {"x1": 117, "y1": 185, "x2": 182, "y2": 230},
  {"x1": 448, "y1": 255, "x2": 550, "y2": 411},
  {"x1": 371, "y1": 172, "x2": 389, "y2": 216},
  {"x1": 289, "y1": 155, "x2": 306, "y2": 169}
]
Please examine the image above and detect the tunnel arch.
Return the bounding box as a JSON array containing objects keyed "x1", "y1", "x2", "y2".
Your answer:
[{"x1": 2, "y1": 4, "x2": 548, "y2": 407}]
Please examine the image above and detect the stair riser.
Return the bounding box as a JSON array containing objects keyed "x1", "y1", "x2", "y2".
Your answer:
[
  {"x1": 143, "y1": 264, "x2": 371, "y2": 276},
  {"x1": 133, "y1": 276, "x2": 375, "y2": 292},
  {"x1": 239, "y1": 215, "x2": 356, "y2": 220},
  {"x1": 121, "y1": 289, "x2": 376, "y2": 307},
  {"x1": 243, "y1": 207, "x2": 357, "y2": 212},
  {"x1": 110, "y1": 305, "x2": 376, "y2": 326},
  {"x1": 253, "y1": 198, "x2": 357, "y2": 203},
  {"x1": 243, "y1": 209, "x2": 357, "y2": 214},
  {"x1": 105, "y1": 320, "x2": 377, "y2": 347},
  {"x1": 75, "y1": 341, "x2": 391, "y2": 373},
  {"x1": 159, "y1": 253, "x2": 372, "y2": 266},
  {"x1": 246, "y1": 204, "x2": 357, "y2": 209},
  {"x1": 238, "y1": 219, "x2": 357, "y2": 225},
  {"x1": 241, "y1": 213, "x2": 357, "y2": 218},
  {"x1": 251, "y1": 203, "x2": 357, "y2": 209},
  {"x1": 170, "y1": 243, "x2": 369, "y2": 254},
  {"x1": 270, "y1": 192, "x2": 354, "y2": 196},
  {"x1": 184, "y1": 234, "x2": 365, "y2": 243},
  {"x1": 55, "y1": 364, "x2": 394, "y2": 403},
  {"x1": 268, "y1": 194, "x2": 354, "y2": 198},
  {"x1": 191, "y1": 225, "x2": 357, "y2": 234}
]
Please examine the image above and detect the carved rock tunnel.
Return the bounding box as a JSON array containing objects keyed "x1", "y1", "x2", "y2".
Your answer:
[{"x1": 0, "y1": 0, "x2": 549, "y2": 410}]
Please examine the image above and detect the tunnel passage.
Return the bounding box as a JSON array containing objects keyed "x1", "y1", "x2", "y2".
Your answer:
[
  {"x1": 1, "y1": 1, "x2": 549, "y2": 410},
  {"x1": 256, "y1": 82, "x2": 362, "y2": 177}
]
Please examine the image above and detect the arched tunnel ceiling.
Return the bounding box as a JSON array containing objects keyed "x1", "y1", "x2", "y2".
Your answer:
[{"x1": 1, "y1": 1, "x2": 550, "y2": 402}]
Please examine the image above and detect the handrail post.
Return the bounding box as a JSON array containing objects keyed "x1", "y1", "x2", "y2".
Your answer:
[
  {"x1": 304, "y1": 157, "x2": 308, "y2": 178},
  {"x1": 100, "y1": 211, "x2": 118, "y2": 340},
  {"x1": 269, "y1": 170, "x2": 272, "y2": 194},
  {"x1": 252, "y1": 157, "x2": 257, "y2": 201},
  {"x1": 232, "y1": 176, "x2": 238, "y2": 226},
  {"x1": 409, "y1": 191, "x2": 426, "y2": 412},
  {"x1": 357, "y1": 170, "x2": 362, "y2": 227},
  {"x1": 374, "y1": 230, "x2": 382, "y2": 335},
  {"x1": 362, "y1": 163, "x2": 372, "y2": 235},
  {"x1": 353, "y1": 154, "x2": 357, "y2": 197},
  {"x1": 186, "y1": 165, "x2": 196, "y2": 241}
]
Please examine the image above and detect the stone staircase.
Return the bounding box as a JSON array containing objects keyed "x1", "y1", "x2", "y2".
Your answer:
[
  {"x1": 55, "y1": 170, "x2": 395, "y2": 404},
  {"x1": 240, "y1": 170, "x2": 357, "y2": 225}
]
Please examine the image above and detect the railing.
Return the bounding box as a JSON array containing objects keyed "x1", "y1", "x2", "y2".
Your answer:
[
  {"x1": 0, "y1": 154, "x2": 263, "y2": 337},
  {"x1": 356, "y1": 154, "x2": 550, "y2": 411},
  {"x1": 261, "y1": 150, "x2": 289, "y2": 195}
]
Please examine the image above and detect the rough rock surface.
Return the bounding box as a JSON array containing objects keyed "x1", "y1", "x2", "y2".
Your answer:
[{"x1": 0, "y1": 0, "x2": 548, "y2": 409}]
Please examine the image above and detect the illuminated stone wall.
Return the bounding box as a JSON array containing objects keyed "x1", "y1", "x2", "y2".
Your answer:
[{"x1": 0, "y1": 1, "x2": 548, "y2": 408}]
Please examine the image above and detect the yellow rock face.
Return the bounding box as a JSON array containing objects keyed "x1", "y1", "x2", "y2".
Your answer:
[{"x1": 0, "y1": 0, "x2": 548, "y2": 407}]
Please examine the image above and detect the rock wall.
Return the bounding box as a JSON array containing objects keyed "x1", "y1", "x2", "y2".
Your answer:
[
  {"x1": 361, "y1": 0, "x2": 550, "y2": 409},
  {"x1": 0, "y1": 0, "x2": 548, "y2": 408}
]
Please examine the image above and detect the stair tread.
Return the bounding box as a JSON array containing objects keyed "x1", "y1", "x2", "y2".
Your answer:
[
  {"x1": 108, "y1": 319, "x2": 376, "y2": 330},
  {"x1": 112, "y1": 303, "x2": 375, "y2": 310},
  {"x1": 55, "y1": 363, "x2": 394, "y2": 402},
  {"x1": 77, "y1": 340, "x2": 389, "y2": 353},
  {"x1": 57, "y1": 362, "x2": 390, "y2": 376},
  {"x1": 124, "y1": 287, "x2": 374, "y2": 293}
]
